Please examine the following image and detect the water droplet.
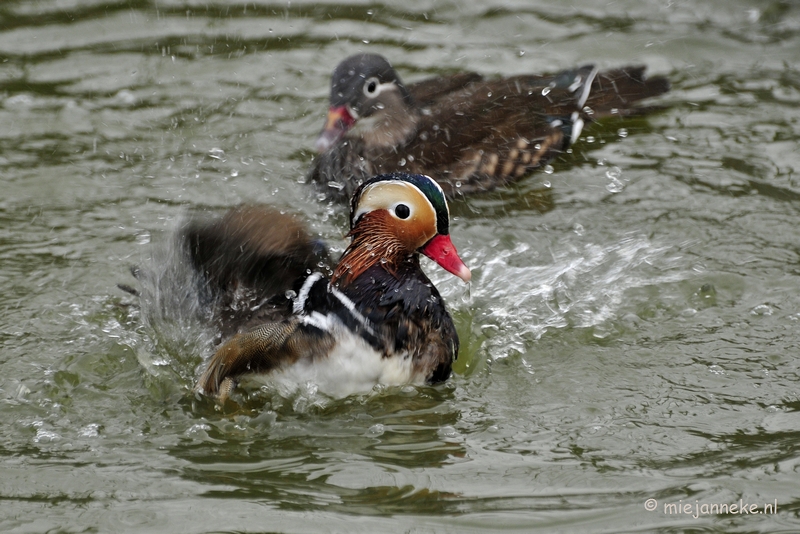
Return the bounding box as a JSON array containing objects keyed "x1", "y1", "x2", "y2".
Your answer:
[
  {"x1": 618, "y1": 128, "x2": 628, "y2": 138},
  {"x1": 605, "y1": 166, "x2": 624, "y2": 193},
  {"x1": 543, "y1": 165, "x2": 554, "y2": 175},
  {"x1": 751, "y1": 304, "x2": 773, "y2": 316},
  {"x1": 79, "y1": 423, "x2": 100, "y2": 437},
  {"x1": 521, "y1": 358, "x2": 535, "y2": 375},
  {"x1": 398, "y1": 158, "x2": 406, "y2": 167},
  {"x1": 606, "y1": 178, "x2": 624, "y2": 193},
  {"x1": 34, "y1": 429, "x2": 60, "y2": 443},
  {"x1": 439, "y1": 425, "x2": 458, "y2": 438}
]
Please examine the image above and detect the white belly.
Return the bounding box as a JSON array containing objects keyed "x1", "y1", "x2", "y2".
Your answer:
[{"x1": 262, "y1": 330, "x2": 422, "y2": 398}]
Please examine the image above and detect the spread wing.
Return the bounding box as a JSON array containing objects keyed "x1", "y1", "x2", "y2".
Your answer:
[{"x1": 183, "y1": 204, "x2": 331, "y2": 337}]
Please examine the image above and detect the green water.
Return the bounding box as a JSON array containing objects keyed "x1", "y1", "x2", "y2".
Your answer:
[{"x1": 2, "y1": 1, "x2": 800, "y2": 532}]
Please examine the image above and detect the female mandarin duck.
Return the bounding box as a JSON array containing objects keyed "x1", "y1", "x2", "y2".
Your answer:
[
  {"x1": 193, "y1": 172, "x2": 471, "y2": 401},
  {"x1": 309, "y1": 53, "x2": 669, "y2": 200}
]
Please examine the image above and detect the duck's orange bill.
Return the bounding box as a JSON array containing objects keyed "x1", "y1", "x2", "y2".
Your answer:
[
  {"x1": 314, "y1": 105, "x2": 357, "y2": 153},
  {"x1": 421, "y1": 234, "x2": 471, "y2": 283}
]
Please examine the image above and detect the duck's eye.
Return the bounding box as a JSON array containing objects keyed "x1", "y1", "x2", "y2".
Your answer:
[
  {"x1": 363, "y1": 77, "x2": 379, "y2": 97},
  {"x1": 394, "y1": 203, "x2": 411, "y2": 219}
]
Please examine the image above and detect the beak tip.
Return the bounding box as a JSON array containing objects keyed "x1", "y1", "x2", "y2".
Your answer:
[
  {"x1": 458, "y1": 265, "x2": 472, "y2": 283},
  {"x1": 421, "y1": 234, "x2": 472, "y2": 283},
  {"x1": 315, "y1": 106, "x2": 355, "y2": 154}
]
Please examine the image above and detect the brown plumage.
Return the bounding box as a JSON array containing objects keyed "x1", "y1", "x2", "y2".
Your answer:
[{"x1": 309, "y1": 54, "x2": 670, "y2": 200}]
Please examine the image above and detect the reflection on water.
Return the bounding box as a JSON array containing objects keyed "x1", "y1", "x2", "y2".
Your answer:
[{"x1": 2, "y1": 0, "x2": 800, "y2": 532}]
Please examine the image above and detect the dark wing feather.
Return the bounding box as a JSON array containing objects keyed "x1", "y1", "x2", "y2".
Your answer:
[
  {"x1": 183, "y1": 204, "x2": 331, "y2": 337},
  {"x1": 407, "y1": 72, "x2": 484, "y2": 104},
  {"x1": 380, "y1": 77, "x2": 585, "y2": 194}
]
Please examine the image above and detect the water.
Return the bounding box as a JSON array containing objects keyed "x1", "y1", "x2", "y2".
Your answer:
[{"x1": 2, "y1": 0, "x2": 800, "y2": 532}]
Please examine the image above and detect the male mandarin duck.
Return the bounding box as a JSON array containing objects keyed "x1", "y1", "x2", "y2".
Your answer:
[
  {"x1": 192, "y1": 172, "x2": 471, "y2": 401},
  {"x1": 309, "y1": 53, "x2": 670, "y2": 200}
]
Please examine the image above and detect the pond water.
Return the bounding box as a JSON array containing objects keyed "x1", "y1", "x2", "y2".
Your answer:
[{"x1": 2, "y1": 0, "x2": 800, "y2": 532}]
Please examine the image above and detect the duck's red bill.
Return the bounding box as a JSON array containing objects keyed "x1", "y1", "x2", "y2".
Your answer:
[
  {"x1": 314, "y1": 105, "x2": 356, "y2": 153},
  {"x1": 421, "y1": 234, "x2": 471, "y2": 283}
]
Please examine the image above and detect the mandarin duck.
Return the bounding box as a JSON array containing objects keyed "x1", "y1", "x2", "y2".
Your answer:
[
  {"x1": 309, "y1": 53, "x2": 670, "y2": 200},
  {"x1": 193, "y1": 172, "x2": 471, "y2": 401}
]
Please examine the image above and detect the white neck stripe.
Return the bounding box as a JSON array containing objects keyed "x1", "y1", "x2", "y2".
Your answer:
[
  {"x1": 293, "y1": 272, "x2": 324, "y2": 315},
  {"x1": 292, "y1": 272, "x2": 377, "y2": 337},
  {"x1": 329, "y1": 284, "x2": 377, "y2": 336}
]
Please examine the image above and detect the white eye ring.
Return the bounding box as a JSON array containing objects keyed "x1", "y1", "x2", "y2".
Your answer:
[{"x1": 363, "y1": 77, "x2": 381, "y2": 97}]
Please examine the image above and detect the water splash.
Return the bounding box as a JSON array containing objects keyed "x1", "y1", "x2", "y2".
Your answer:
[
  {"x1": 128, "y1": 219, "x2": 217, "y2": 385},
  {"x1": 451, "y1": 234, "x2": 685, "y2": 360}
]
